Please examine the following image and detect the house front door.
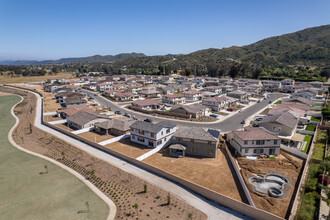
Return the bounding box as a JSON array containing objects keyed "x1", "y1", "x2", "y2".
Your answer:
[{"x1": 269, "y1": 148, "x2": 275, "y2": 155}]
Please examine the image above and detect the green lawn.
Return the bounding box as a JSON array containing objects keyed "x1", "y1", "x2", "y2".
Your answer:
[
  {"x1": 301, "y1": 135, "x2": 312, "y2": 153},
  {"x1": 312, "y1": 131, "x2": 328, "y2": 160},
  {"x1": 274, "y1": 100, "x2": 281, "y2": 104},
  {"x1": 311, "y1": 105, "x2": 322, "y2": 108},
  {"x1": 297, "y1": 163, "x2": 321, "y2": 220},
  {"x1": 0, "y1": 95, "x2": 109, "y2": 220},
  {"x1": 305, "y1": 124, "x2": 316, "y2": 131},
  {"x1": 310, "y1": 116, "x2": 321, "y2": 122}
]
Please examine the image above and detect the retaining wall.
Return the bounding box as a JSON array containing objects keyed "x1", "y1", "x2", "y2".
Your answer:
[
  {"x1": 224, "y1": 144, "x2": 255, "y2": 207},
  {"x1": 280, "y1": 145, "x2": 308, "y2": 160}
]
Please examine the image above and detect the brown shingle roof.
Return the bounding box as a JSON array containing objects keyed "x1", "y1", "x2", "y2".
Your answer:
[{"x1": 132, "y1": 99, "x2": 162, "y2": 107}]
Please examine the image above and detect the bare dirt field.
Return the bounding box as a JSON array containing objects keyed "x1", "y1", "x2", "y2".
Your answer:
[
  {"x1": 104, "y1": 139, "x2": 152, "y2": 159},
  {"x1": 54, "y1": 123, "x2": 76, "y2": 132},
  {"x1": 143, "y1": 148, "x2": 245, "y2": 202},
  {"x1": 0, "y1": 72, "x2": 75, "y2": 84},
  {"x1": 0, "y1": 86, "x2": 206, "y2": 220},
  {"x1": 78, "y1": 130, "x2": 116, "y2": 143},
  {"x1": 44, "y1": 114, "x2": 61, "y2": 122},
  {"x1": 236, "y1": 151, "x2": 303, "y2": 218},
  {"x1": 0, "y1": 91, "x2": 10, "y2": 96}
]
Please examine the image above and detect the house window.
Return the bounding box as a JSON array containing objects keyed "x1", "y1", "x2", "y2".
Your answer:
[
  {"x1": 190, "y1": 147, "x2": 196, "y2": 152},
  {"x1": 252, "y1": 141, "x2": 254, "y2": 144},
  {"x1": 208, "y1": 150, "x2": 214, "y2": 155},
  {"x1": 191, "y1": 139, "x2": 194, "y2": 143},
  {"x1": 138, "y1": 137, "x2": 144, "y2": 142},
  {"x1": 166, "y1": 129, "x2": 170, "y2": 134},
  {"x1": 244, "y1": 141, "x2": 248, "y2": 145},
  {"x1": 139, "y1": 130, "x2": 144, "y2": 135},
  {"x1": 272, "y1": 126, "x2": 277, "y2": 131},
  {"x1": 132, "y1": 135, "x2": 135, "y2": 139},
  {"x1": 245, "y1": 149, "x2": 249, "y2": 153},
  {"x1": 274, "y1": 140, "x2": 278, "y2": 144},
  {"x1": 253, "y1": 149, "x2": 264, "y2": 154},
  {"x1": 151, "y1": 133, "x2": 155, "y2": 138},
  {"x1": 161, "y1": 131, "x2": 163, "y2": 135},
  {"x1": 164, "y1": 137, "x2": 167, "y2": 141},
  {"x1": 208, "y1": 141, "x2": 212, "y2": 145},
  {"x1": 256, "y1": 140, "x2": 265, "y2": 145},
  {"x1": 157, "y1": 140, "x2": 162, "y2": 146}
]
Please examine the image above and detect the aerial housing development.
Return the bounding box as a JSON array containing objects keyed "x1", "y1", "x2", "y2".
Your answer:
[{"x1": 1, "y1": 7, "x2": 330, "y2": 220}]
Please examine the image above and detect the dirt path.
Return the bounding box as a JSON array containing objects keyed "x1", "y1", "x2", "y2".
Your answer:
[{"x1": 0, "y1": 86, "x2": 207, "y2": 220}]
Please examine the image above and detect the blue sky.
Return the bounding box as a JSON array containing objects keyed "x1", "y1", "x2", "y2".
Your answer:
[{"x1": 0, "y1": 0, "x2": 329, "y2": 60}]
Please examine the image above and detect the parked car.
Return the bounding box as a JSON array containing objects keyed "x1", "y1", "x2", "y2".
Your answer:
[
  {"x1": 268, "y1": 101, "x2": 272, "y2": 104},
  {"x1": 257, "y1": 99, "x2": 261, "y2": 103},
  {"x1": 240, "y1": 120, "x2": 246, "y2": 124},
  {"x1": 124, "y1": 113, "x2": 131, "y2": 118},
  {"x1": 255, "y1": 117, "x2": 263, "y2": 121},
  {"x1": 252, "y1": 123, "x2": 259, "y2": 127},
  {"x1": 144, "y1": 118, "x2": 153, "y2": 123},
  {"x1": 115, "y1": 110, "x2": 121, "y2": 114},
  {"x1": 210, "y1": 114, "x2": 219, "y2": 118},
  {"x1": 132, "y1": 115, "x2": 137, "y2": 120},
  {"x1": 226, "y1": 108, "x2": 233, "y2": 112}
]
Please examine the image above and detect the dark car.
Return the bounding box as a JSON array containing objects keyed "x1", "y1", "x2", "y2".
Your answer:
[
  {"x1": 144, "y1": 118, "x2": 153, "y2": 123},
  {"x1": 252, "y1": 123, "x2": 259, "y2": 127},
  {"x1": 115, "y1": 110, "x2": 121, "y2": 114},
  {"x1": 268, "y1": 101, "x2": 272, "y2": 104},
  {"x1": 240, "y1": 120, "x2": 246, "y2": 124},
  {"x1": 226, "y1": 108, "x2": 233, "y2": 112}
]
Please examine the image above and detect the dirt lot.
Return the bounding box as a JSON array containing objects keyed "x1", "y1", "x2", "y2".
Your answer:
[
  {"x1": 104, "y1": 139, "x2": 152, "y2": 159},
  {"x1": 44, "y1": 114, "x2": 61, "y2": 122},
  {"x1": 236, "y1": 151, "x2": 303, "y2": 218},
  {"x1": 0, "y1": 86, "x2": 206, "y2": 220},
  {"x1": 0, "y1": 91, "x2": 10, "y2": 96},
  {"x1": 54, "y1": 123, "x2": 76, "y2": 132},
  {"x1": 78, "y1": 130, "x2": 116, "y2": 143},
  {"x1": 144, "y1": 148, "x2": 244, "y2": 202},
  {"x1": 0, "y1": 72, "x2": 75, "y2": 84}
]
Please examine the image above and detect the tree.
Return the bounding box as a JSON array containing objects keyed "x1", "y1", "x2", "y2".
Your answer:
[
  {"x1": 143, "y1": 183, "x2": 147, "y2": 193},
  {"x1": 167, "y1": 193, "x2": 171, "y2": 205},
  {"x1": 133, "y1": 203, "x2": 139, "y2": 216},
  {"x1": 322, "y1": 104, "x2": 330, "y2": 121},
  {"x1": 184, "y1": 67, "x2": 192, "y2": 76}
]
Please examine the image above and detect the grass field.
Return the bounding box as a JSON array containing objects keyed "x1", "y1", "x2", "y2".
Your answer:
[
  {"x1": 0, "y1": 95, "x2": 109, "y2": 220},
  {"x1": 0, "y1": 72, "x2": 75, "y2": 84}
]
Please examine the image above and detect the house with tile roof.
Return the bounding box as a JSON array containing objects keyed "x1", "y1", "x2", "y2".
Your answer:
[
  {"x1": 162, "y1": 94, "x2": 185, "y2": 105},
  {"x1": 67, "y1": 111, "x2": 110, "y2": 130},
  {"x1": 94, "y1": 117, "x2": 135, "y2": 135},
  {"x1": 227, "y1": 126, "x2": 281, "y2": 156},
  {"x1": 131, "y1": 99, "x2": 164, "y2": 110},
  {"x1": 170, "y1": 126, "x2": 220, "y2": 158},
  {"x1": 201, "y1": 96, "x2": 230, "y2": 112},
  {"x1": 182, "y1": 90, "x2": 203, "y2": 101},
  {"x1": 258, "y1": 111, "x2": 299, "y2": 136}
]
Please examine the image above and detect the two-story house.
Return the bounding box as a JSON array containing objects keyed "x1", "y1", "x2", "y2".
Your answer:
[
  {"x1": 130, "y1": 121, "x2": 176, "y2": 148},
  {"x1": 227, "y1": 126, "x2": 281, "y2": 156},
  {"x1": 182, "y1": 90, "x2": 202, "y2": 102},
  {"x1": 202, "y1": 96, "x2": 229, "y2": 112},
  {"x1": 170, "y1": 126, "x2": 219, "y2": 158},
  {"x1": 162, "y1": 94, "x2": 185, "y2": 105},
  {"x1": 203, "y1": 86, "x2": 222, "y2": 94}
]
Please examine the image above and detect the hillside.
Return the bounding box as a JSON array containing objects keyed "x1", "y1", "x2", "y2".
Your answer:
[{"x1": 114, "y1": 24, "x2": 330, "y2": 69}]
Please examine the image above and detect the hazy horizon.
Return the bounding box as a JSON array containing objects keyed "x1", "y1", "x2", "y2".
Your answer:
[{"x1": 1, "y1": 0, "x2": 330, "y2": 61}]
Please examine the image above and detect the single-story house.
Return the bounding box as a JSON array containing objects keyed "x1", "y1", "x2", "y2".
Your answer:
[
  {"x1": 94, "y1": 117, "x2": 135, "y2": 135},
  {"x1": 131, "y1": 99, "x2": 164, "y2": 110},
  {"x1": 171, "y1": 103, "x2": 208, "y2": 118},
  {"x1": 67, "y1": 111, "x2": 109, "y2": 130}
]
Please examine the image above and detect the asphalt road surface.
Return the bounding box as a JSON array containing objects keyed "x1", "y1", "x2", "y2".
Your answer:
[{"x1": 84, "y1": 90, "x2": 286, "y2": 132}]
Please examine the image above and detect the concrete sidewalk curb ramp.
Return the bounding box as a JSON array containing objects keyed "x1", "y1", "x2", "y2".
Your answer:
[{"x1": 6, "y1": 93, "x2": 117, "y2": 220}]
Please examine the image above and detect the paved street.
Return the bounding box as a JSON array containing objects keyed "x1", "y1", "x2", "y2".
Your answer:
[{"x1": 84, "y1": 90, "x2": 286, "y2": 132}]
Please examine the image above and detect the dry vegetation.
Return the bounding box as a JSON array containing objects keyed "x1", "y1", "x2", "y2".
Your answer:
[
  {"x1": 0, "y1": 86, "x2": 206, "y2": 220},
  {"x1": 0, "y1": 72, "x2": 75, "y2": 84}
]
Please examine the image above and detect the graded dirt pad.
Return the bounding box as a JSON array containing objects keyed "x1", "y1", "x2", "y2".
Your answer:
[
  {"x1": 0, "y1": 94, "x2": 109, "y2": 220},
  {"x1": 78, "y1": 130, "x2": 116, "y2": 143},
  {"x1": 0, "y1": 91, "x2": 10, "y2": 96},
  {"x1": 0, "y1": 86, "x2": 206, "y2": 220},
  {"x1": 44, "y1": 114, "x2": 61, "y2": 122},
  {"x1": 143, "y1": 148, "x2": 244, "y2": 202},
  {"x1": 104, "y1": 138, "x2": 153, "y2": 159},
  {"x1": 237, "y1": 152, "x2": 303, "y2": 218},
  {"x1": 54, "y1": 123, "x2": 76, "y2": 132},
  {"x1": 0, "y1": 72, "x2": 75, "y2": 84}
]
